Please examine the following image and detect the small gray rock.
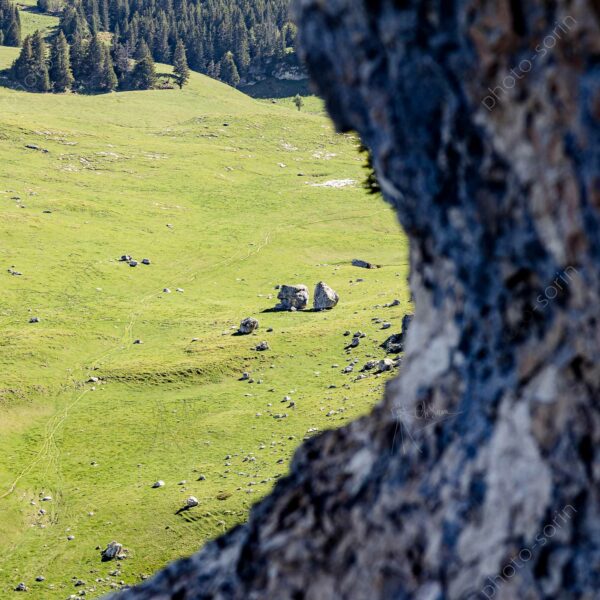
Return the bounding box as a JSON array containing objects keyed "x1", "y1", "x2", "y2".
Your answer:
[
  {"x1": 239, "y1": 317, "x2": 259, "y2": 335},
  {"x1": 101, "y1": 541, "x2": 124, "y2": 562},
  {"x1": 352, "y1": 259, "x2": 378, "y2": 269}
]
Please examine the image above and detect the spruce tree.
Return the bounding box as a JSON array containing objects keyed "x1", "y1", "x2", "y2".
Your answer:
[
  {"x1": 293, "y1": 94, "x2": 304, "y2": 111},
  {"x1": 99, "y1": 44, "x2": 117, "y2": 90},
  {"x1": 130, "y1": 40, "x2": 155, "y2": 89},
  {"x1": 86, "y1": 33, "x2": 105, "y2": 89},
  {"x1": 134, "y1": 37, "x2": 150, "y2": 60},
  {"x1": 5, "y1": 4, "x2": 20, "y2": 46},
  {"x1": 112, "y1": 41, "x2": 131, "y2": 83},
  {"x1": 12, "y1": 33, "x2": 33, "y2": 83},
  {"x1": 172, "y1": 39, "x2": 189, "y2": 89},
  {"x1": 0, "y1": 0, "x2": 21, "y2": 47},
  {"x1": 219, "y1": 50, "x2": 239, "y2": 87},
  {"x1": 49, "y1": 31, "x2": 74, "y2": 92},
  {"x1": 30, "y1": 30, "x2": 51, "y2": 92},
  {"x1": 70, "y1": 36, "x2": 88, "y2": 84}
]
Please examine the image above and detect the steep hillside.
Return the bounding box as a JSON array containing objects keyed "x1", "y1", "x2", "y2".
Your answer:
[{"x1": 0, "y1": 49, "x2": 409, "y2": 598}]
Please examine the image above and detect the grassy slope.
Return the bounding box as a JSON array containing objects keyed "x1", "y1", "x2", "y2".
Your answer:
[{"x1": 0, "y1": 44, "x2": 410, "y2": 598}]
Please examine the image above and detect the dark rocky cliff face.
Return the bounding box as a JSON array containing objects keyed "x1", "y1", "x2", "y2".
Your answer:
[{"x1": 114, "y1": 1, "x2": 600, "y2": 598}]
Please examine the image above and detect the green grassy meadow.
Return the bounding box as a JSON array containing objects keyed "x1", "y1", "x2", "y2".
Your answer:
[{"x1": 0, "y1": 42, "x2": 409, "y2": 598}]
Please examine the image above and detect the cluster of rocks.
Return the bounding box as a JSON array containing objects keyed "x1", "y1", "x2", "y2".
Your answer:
[
  {"x1": 7, "y1": 266, "x2": 22, "y2": 276},
  {"x1": 381, "y1": 314, "x2": 413, "y2": 354},
  {"x1": 275, "y1": 282, "x2": 339, "y2": 311},
  {"x1": 119, "y1": 255, "x2": 151, "y2": 268}
]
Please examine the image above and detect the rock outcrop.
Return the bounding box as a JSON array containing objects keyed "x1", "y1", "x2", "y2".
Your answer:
[
  {"x1": 275, "y1": 284, "x2": 309, "y2": 311},
  {"x1": 114, "y1": 1, "x2": 600, "y2": 599},
  {"x1": 238, "y1": 317, "x2": 259, "y2": 335},
  {"x1": 313, "y1": 281, "x2": 339, "y2": 310}
]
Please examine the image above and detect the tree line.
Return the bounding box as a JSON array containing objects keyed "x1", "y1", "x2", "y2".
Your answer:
[
  {"x1": 0, "y1": 0, "x2": 20, "y2": 46},
  {"x1": 57, "y1": 0, "x2": 295, "y2": 86},
  {"x1": 11, "y1": 29, "x2": 189, "y2": 93},
  {"x1": 1, "y1": 0, "x2": 296, "y2": 91}
]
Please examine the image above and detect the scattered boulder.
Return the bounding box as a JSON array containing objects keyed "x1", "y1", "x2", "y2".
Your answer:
[
  {"x1": 239, "y1": 317, "x2": 259, "y2": 335},
  {"x1": 120, "y1": 255, "x2": 132, "y2": 262},
  {"x1": 29, "y1": 317, "x2": 40, "y2": 323},
  {"x1": 275, "y1": 285, "x2": 309, "y2": 311},
  {"x1": 141, "y1": 259, "x2": 151, "y2": 265},
  {"x1": 255, "y1": 341, "x2": 270, "y2": 352},
  {"x1": 25, "y1": 144, "x2": 48, "y2": 153},
  {"x1": 185, "y1": 496, "x2": 199, "y2": 508},
  {"x1": 129, "y1": 260, "x2": 138, "y2": 267},
  {"x1": 101, "y1": 541, "x2": 124, "y2": 562},
  {"x1": 380, "y1": 314, "x2": 413, "y2": 354},
  {"x1": 152, "y1": 480, "x2": 165, "y2": 488},
  {"x1": 378, "y1": 358, "x2": 394, "y2": 372},
  {"x1": 133, "y1": 339, "x2": 143, "y2": 345},
  {"x1": 352, "y1": 259, "x2": 378, "y2": 269},
  {"x1": 313, "y1": 282, "x2": 339, "y2": 310},
  {"x1": 14, "y1": 582, "x2": 27, "y2": 592},
  {"x1": 163, "y1": 288, "x2": 171, "y2": 293},
  {"x1": 361, "y1": 360, "x2": 378, "y2": 372},
  {"x1": 346, "y1": 337, "x2": 360, "y2": 349},
  {"x1": 380, "y1": 333, "x2": 404, "y2": 354}
]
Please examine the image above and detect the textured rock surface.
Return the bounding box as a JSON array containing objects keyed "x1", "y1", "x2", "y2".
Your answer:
[
  {"x1": 276, "y1": 284, "x2": 309, "y2": 311},
  {"x1": 238, "y1": 317, "x2": 259, "y2": 335},
  {"x1": 114, "y1": 1, "x2": 600, "y2": 598},
  {"x1": 313, "y1": 281, "x2": 339, "y2": 310}
]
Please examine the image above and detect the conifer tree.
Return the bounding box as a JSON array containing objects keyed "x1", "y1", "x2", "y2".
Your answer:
[
  {"x1": 0, "y1": 0, "x2": 21, "y2": 47},
  {"x1": 219, "y1": 50, "x2": 239, "y2": 87},
  {"x1": 69, "y1": 35, "x2": 88, "y2": 83},
  {"x1": 130, "y1": 39, "x2": 155, "y2": 89},
  {"x1": 30, "y1": 30, "x2": 51, "y2": 92},
  {"x1": 99, "y1": 44, "x2": 117, "y2": 90},
  {"x1": 11, "y1": 33, "x2": 33, "y2": 82},
  {"x1": 134, "y1": 37, "x2": 150, "y2": 60},
  {"x1": 172, "y1": 38, "x2": 189, "y2": 89},
  {"x1": 112, "y1": 41, "x2": 131, "y2": 83},
  {"x1": 49, "y1": 30, "x2": 74, "y2": 92},
  {"x1": 86, "y1": 33, "x2": 105, "y2": 89}
]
